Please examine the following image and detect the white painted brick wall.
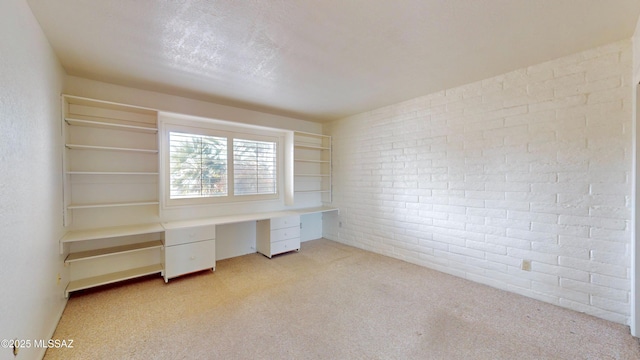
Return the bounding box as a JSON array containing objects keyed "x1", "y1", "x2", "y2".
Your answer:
[{"x1": 324, "y1": 40, "x2": 634, "y2": 324}]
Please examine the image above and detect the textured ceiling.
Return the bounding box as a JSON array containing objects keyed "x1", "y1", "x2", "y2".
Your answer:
[{"x1": 26, "y1": 0, "x2": 640, "y2": 122}]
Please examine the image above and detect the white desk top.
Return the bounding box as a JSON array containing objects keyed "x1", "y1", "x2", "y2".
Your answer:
[
  {"x1": 61, "y1": 206, "x2": 339, "y2": 242},
  {"x1": 162, "y1": 206, "x2": 337, "y2": 229}
]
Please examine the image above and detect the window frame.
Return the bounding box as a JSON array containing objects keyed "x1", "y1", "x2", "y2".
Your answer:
[{"x1": 160, "y1": 115, "x2": 285, "y2": 208}]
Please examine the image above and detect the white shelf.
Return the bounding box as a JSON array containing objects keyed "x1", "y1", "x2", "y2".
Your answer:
[
  {"x1": 62, "y1": 95, "x2": 157, "y2": 114},
  {"x1": 293, "y1": 206, "x2": 339, "y2": 215},
  {"x1": 65, "y1": 240, "x2": 163, "y2": 263},
  {"x1": 61, "y1": 223, "x2": 165, "y2": 243},
  {"x1": 294, "y1": 143, "x2": 331, "y2": 150},
  {"x1": 65, "y1": 264, "x2": 163, "y2": 297},
  {"x1": 67, "y1": 171, "x2": 158, "y2": 175},
  {"x1": 295, "y1": 190, "x2": 331, "y2": 193},
  {"x1": 65, "y1": 118, "x2": 158, "y2": 133},
  {"x1": 67, "y1": 201, "x2": 159, "y2": 210},
  {"x1": 65, "y1": 144, "x2": 158, "y2": 153},
  {"x1": 294, "y1": 159, "x2": 330, "y2": 163},
  {"x1": 294, "y1": 173, "x2": 331, "y2": 177},
  {"x1": 293, "y1": 131, "x2": 328, "y2": 139}
]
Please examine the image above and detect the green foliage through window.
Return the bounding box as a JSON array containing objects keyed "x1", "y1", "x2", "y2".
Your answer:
[{"x1": 169, "y1": 132, "x2": 227, "y2": 199}]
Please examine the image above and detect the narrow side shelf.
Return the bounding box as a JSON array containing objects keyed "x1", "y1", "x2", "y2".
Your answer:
[
  {"x1": 294, "y1": 143, "x2": 331, "y2": 150},
  {"x1": 65, "y1": 264, "x2": 163, "y2": 297},
  {"x1": 294, "y1": 173, "x2": 331, "y2": 177},
  {"x1": 294, "y1": 159, "x2": 330, "y2": 163},
  {"x1": 65, "y1": 240, "x2": 163, "y2": 263}
]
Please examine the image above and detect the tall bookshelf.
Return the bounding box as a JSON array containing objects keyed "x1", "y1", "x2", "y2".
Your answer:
[
  {"x1": 293, "y1": 131, "x2": 332, "y2": 204},
  {"x1": 61, "y1": 95, "x2": 163, "y2": 296}
]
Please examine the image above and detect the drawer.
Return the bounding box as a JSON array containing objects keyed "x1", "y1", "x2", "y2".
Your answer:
[
  {"x1": 271, "y1": 238, "x2": 300, "y2": 256},
  {"x1": 270, "y1": 226, "x2": 300, "y2": 242},
  {"x1": 270, "y1": 215, "x2": 300, "y2": 230},
  {"x1": 164, "y1": 239, "x2": 216, "y2": 280},
  {"x1": 165, "y1": 225, "x2": 216, "y2": 246}
]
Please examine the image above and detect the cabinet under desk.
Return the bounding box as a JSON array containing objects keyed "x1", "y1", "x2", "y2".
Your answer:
[{"x1": 160, "y1": 206, "x2": 338, "y2": 281}]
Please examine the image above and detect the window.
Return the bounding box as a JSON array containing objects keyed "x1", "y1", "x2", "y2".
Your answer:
[
  {"x1": 169, "y1": 132, "x2": 228, "y2": 199},
  {"x1": 163, "y1": 119, "x2": 282, "y2": 206},
  {"x1": 233, "y1": 138, "x2": 277, "y2": 196}
]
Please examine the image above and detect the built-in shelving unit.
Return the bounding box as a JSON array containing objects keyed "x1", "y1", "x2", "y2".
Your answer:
[
  {"x1": 62, "y1": 95, "x2": 160, "y2": 228},
  {"x1": 293, "y1": 131, "x2": 332, "y2": 203},
  {"x1": 58, "y1": 96, "x2": 337, "y2": 296},
  {"x1": 61, "y1": 95, "x2": 163, "y2": 297}
]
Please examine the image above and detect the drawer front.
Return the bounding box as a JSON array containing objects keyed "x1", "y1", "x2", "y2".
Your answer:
[
  {"x1": 165, "y1": 240, "x2": 216, "y2": 279},
  {"x1": 270, "y1": 215, "x2": 300, "y2": 230},
  {"x1": 271, "y1": 226, "x2": 300, "y2": 242},
  {"x1": 271, "y1": 238, "x2": 300, "y2": 256},
  {"x1": 165, "y1": 225, "x2": 216, "y2": 246}
]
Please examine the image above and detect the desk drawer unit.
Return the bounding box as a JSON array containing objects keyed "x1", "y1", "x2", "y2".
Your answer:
[
  {"x1": 164, "y1": 225, "x2": 216, "y2": 281},
  {"x1": 270, "y1": 215, "x2": 300, "y2": 230},
  {"x1": 165, "y1": 224, "x2": 216, "y2": 246},
  {"x1": 256, "y1": 215, "x2": 301, "y2": 258},
  {"x1": 164, "y1": 239, "x2": 216, "y2": 280}
]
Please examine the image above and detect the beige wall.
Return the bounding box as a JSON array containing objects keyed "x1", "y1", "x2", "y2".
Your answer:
[{"x1": 0, "y1": 0, "x2": 67, "y2": 358}]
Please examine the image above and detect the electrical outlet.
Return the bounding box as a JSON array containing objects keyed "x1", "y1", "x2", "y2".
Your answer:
[{"x1": 521, "y1": 259, "x2": 532, "y2": 271}]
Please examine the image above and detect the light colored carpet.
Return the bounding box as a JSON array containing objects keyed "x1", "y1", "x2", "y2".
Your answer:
[{"x1": 45, "y1": 238, "x2": 640, "y2": 359}]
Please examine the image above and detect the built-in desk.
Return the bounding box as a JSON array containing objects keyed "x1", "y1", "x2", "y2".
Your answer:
[
  {"x1": 62, "y1": 206, "x2": 338, "y2": 296},
  {"x1": 161, "y1": 206, "x2": 337, "y2": 230},
  {"x1": 161, "y1": 206, "x2": 338, "y2": 282}
]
